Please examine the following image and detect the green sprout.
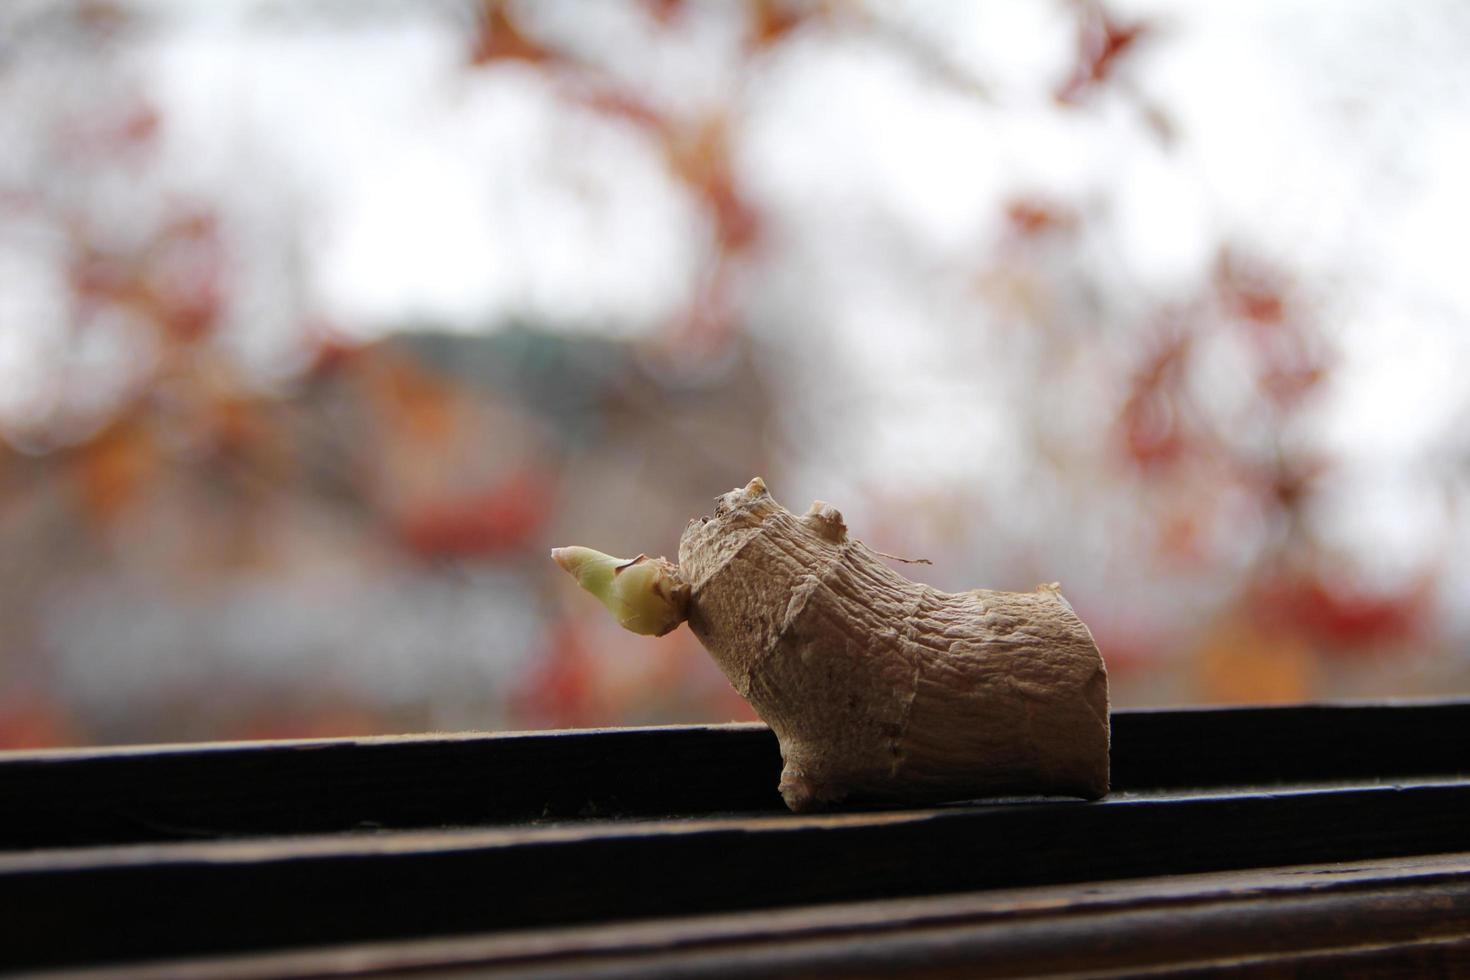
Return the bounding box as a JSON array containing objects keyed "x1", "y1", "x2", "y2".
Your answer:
[{"x1": 550, "y1": 547, "x2": 690, "y2": 637}]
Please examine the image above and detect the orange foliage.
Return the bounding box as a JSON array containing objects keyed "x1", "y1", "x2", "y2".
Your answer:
[
  {"x1": 1157, "y1": 511, "x2": 1203, "y2": 567},
  {"x1": 68, "y1": 209, "x2": 225, "y2": 344},
  {"x1": 576, "y1": 88, "x2": 669, "y2": 134},
  {"x1": 1255, "y1": 575, "x2": 1427, "y2": 653},
  {"x1": 667, "y1": 117, "x2": 761, "y2": 254},
  {"x1": 469, "y1": 2, "x2": 559, "y2": 68},
  {"x1": 1056, "y1": 2, "x2": 1147, "y2": 104},
  {"x1": 151, "y1": 212, "x2": 226, "y2": 343},
  {"x1": 371, "y1": 356, "x2": 457, "y2": 445},
  {"x1": 117, "y1": 103, "x2": 160, "y2": 147},
  {"x1": 304, "y1": 330, "x2": 362, "y2": 380},
  {"x1": 569, "y1": 96, "x2": 761, "y2": 259},
  {"x1": 643, "y1": 0, "x2": 685, "y2": 27},
  {"x1": 204, "y1": 397, "x2": 274, "y2": 463},
  {"x1": 1193, "y1": 619, "x2": 1318, "y2": 705},
  {"x1": 1119, "y1": 333, "x2": 1190, "y2": 470},
  {"x1": 749, "y1": 0, "x2": 806, "y2": 50},
  {"x1": 395, "y1": 470, "x2": 553, "y2": 559},
  {"x1": 1214, "y1": 250, "x2": 1328, "y2": 408},
  {"x1": 512, "y1": 623, "x2": 604, "y2": 728},
  {"x1": 1005, "y1": 199, "x2": 1077, "y2": 238},
  {"x1": 72, "y1": 421, "x2": 155, "y2": 525},
  {"x1": 0, "y1": 700, "x2": 78, "y2": 750},
  {"x1": 1216, "y1": 252, "x2": 1287, "y2": 327}
]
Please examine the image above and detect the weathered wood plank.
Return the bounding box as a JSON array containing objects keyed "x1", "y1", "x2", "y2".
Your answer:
[
  {"x1": 0, "y1": 724, "x2": 784, "y2": 849},
  {"x1": 2, "y1": 701, "x2": 1467, "y2": 850},
  {"x1": 4, "y1": 780, "x2": 1470, "y2": 970},
  {"x1": 37, "y1": 852, "x2": 1470, "y2": 979}
]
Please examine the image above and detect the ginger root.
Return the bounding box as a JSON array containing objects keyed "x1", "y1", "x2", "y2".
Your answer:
[{"x1": 553, "y1": 477, "x2": 1109, "y2": 811}]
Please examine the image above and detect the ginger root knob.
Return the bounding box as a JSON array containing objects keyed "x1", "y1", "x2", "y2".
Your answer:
[{"x1": 553, "y1": 479, "x2": 1110, "y2": 812}]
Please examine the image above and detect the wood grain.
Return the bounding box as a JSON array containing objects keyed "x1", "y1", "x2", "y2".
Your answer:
[
  {"x1": 5, "y1": 779, "x2": 1470, "y2": 970},
  {"x1": 38, "y1": 852, "x2": 1470, "y2": 978},
  {"x1": 1, "y1": 701, "x2": 1468, "y2": 974},
  {"x1": 2, "y1": 700, "x2": 1467, "y2": 850}
]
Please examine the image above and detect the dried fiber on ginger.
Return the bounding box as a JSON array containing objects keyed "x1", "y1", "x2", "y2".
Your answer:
[{"x1": 555, "y1": 478, "x2": 1109, "y2": 811}]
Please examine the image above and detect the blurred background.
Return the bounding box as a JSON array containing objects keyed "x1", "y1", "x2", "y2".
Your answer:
[{"x1": 2, "y1": 0, "x2": 1469, "y2": 748}]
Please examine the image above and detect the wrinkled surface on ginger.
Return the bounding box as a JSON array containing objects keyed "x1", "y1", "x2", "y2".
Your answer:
[{"x1": 554, "y1": 478, "x2": 1109, "y2": 812}]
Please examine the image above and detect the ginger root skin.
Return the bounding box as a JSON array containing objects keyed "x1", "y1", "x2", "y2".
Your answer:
[{"x1": 556, "y1": 477, "x2": 1110, "y2": 812}]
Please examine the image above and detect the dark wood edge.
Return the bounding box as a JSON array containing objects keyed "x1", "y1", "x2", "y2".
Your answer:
[
  {"x1": 36, "y1": 852, "x2": 1470, "y2": 979},
  {"x1": 5, "y1": 780, "x2": 1470, "y2": 970},
  {"x1": 1076, "y1": 937, "x2": 1470, "y2": 979},
  {"x1": 0, "y1": 723, "x2": 772, "y2": 765},
  {"x1": 6, "y1": 698, "x2": 1465, "y2": 764},
  {"x1": 3, "y1": 700, "x2": 1468, "y2": 850},
  {"x1": 6, "y1": 778, "x2": 1470, "y2": 874}
]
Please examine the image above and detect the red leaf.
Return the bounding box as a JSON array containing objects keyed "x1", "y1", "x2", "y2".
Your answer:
[
  {"x1": 749, "y1": 0, "x2": 804, "y2": 49},
  {"x1": 469, "y1": 2, "x2": 557, "y2": 67},
  {"x1": 667, "y1": 118, "x2": 760, "y2": 254},
  {"x1": 0, "y1": 700, "x2": 77, "y2": 750},
  {"x1": 73, "y1": 422, "x2": 155, "y2": 525},
  {"x1": 1005, "y1": 199, "x2": 1077, "y2": 238},
  {"x1": 644, "y1": 0, "x2": 685, "y2": 26},
  {"x1": 1255, "y1": 575, "x2": 1427, "y2": 652},
  {"x1": 1215, "y1": 249, "x2": 1287, "y2": 326},
  {"x1": 512, "y1": 623, "x2": 601, "y2": 728},
  {"x1": 395, "y1": 471, "x2": 553, "y2": 558},
  {"x1": 1118, "y1": 334, "x2": 1190, "y2": 469},
  {"x1": 574, "y1": 88, "x2": 669, "y2": 135},
  {"x1": 1121, "y1": 390, "x2": 1184, "y2": 468},
  {"x1": 1056, "y1": 3, "x2": 1147, "y2": 104}
]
